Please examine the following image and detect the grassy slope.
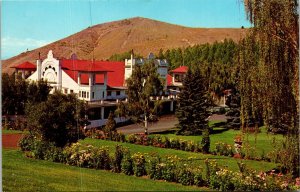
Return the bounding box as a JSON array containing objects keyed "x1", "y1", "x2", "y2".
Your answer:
[
  {"x1": 3, "y1": 149, "x2": 203, "y2": 191},
  {"x1": 80, "y1": 138, "x2": 278, "y2": 172},
  {"x1": 2, "y1": 130, "x2": 27, "y2": 134},
  {"x1": 161, "y1": 126, "x2": 284, "y2": 156}
]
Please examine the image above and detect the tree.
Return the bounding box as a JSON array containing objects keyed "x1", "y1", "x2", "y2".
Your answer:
[
  {"x1": 2, "y1": 73, "x2": 51, "y2": 116},
  {"x1": 118, "y1": 60, "x2": 163, "y2": 134},
  {"x1": 26, "y1": 91, "x2": 87, "y2": 147},
  {"x1": 176, "y1": 68, "x2": 212, "y2": 135},
  {"x1": 104, "y1": 111, "x2": 117, "y2": 140},
  {"x1": 240, "y1": 0, "x2": 298, "y2": 133},
  {"x1": 240, "y1": 0, "x2": 299, "y2": 177}
]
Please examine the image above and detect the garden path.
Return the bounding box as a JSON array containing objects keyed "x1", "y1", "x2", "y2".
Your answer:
[
  {"x1": 117, "y1": 114, "x2": 227, "y2": 134},
  {"x1": 2, "y1": 133, "x2": 23, "y2": 148}
]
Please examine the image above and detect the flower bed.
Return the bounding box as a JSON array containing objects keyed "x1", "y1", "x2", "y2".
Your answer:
[{"x1": 19, "y1": 135, "x2": 300, "y2": 191}]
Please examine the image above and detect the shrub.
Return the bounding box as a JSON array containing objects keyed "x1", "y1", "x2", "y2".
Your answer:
[
  {"x1": 179, "y1": 140, "x2": 187, "y2": 151},
  {"x1": 170, "y1": 138, "x2": 180, "y2": 149},
  {"x1": 44, "y1": 143, "x2": 64, "y2": 163},
  {"x1": 112, "y1": 145, "x2": 123, "y2": 173},
  {"x1": 128, "y1": 134, "x2": 137, "y2": 144},
  {"x1": 201, "y1": 129, "x2": 210, "y2": 153},
  {"x1": 178, "y1": 168, "x2": 195, "y2": 186},
  {"x1": 194, "y1": 172, "x2": 205, "y2": 187},
  {"x1": 132, "y1": 152, "x2": 147, "y2": 177},
  {"x1": 19, "y1": 134, "x2": 35, "y2": 151},
  {"x1": 162, "y1": 155, "x2": 180, "y2": 182},
  {"x1": 215, "y1": 142, "x2": 234, "y2": 156},
  {"x1": 164, "y1": 136, "x2": 170, "y2": 148},
  {"x1": 31, "y1": 140, "x2": 50, "y2": 159},
  {"x1": 121, "y1": 149, "x2": 134, "y2": 175},
  {"x1": 148, "y1": 155, "x2": 163, "y2": 180}
]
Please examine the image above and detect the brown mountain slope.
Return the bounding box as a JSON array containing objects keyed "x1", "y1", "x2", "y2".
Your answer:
[{"x1": 2, "y1": 17, "x2": 247, "y2": 74}]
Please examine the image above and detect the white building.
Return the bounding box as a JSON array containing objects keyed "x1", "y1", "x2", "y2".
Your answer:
[
  {"x1": 13, "y1": 50, "x2": 185, "y2": 128},
  {"x1": 125, "y1": 52, "x2": 168, "y2": 88}
]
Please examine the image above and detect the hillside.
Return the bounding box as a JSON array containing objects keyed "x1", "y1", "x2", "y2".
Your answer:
[{"x1": 2, "y1": 17, "x2": 247, "y2": 74}]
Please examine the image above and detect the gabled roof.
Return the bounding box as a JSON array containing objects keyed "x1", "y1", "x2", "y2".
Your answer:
[
  {"x1": 170, "y1": 66, "x2": 188, "y2": 73},
  {"x1": 12, "y1": 62, "x2": 36, "y2": 70},
  {"x1": 60, "y1": 59, "x2": 125, "y2": 87}
]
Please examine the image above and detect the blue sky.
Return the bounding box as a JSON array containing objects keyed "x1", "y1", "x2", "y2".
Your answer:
[{"x1": 1, "y1": 0, "x2": 250, "y2": 59}]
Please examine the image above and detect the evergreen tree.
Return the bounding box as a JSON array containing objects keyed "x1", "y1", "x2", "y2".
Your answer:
[
  {"x1": 176, "y1": 68, "x2": 211, "y2": 135},
  {"x1": 104, "y1": 111, "x2": 117, "y2": 140}
]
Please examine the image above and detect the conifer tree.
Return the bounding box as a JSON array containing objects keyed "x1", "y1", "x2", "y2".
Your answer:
[
  {"x1": 176, "y1": 68, "x2": 211, "y2": 135},
  {"x1": 104, "y1": 111, "x2": 117, "y2": 140}
]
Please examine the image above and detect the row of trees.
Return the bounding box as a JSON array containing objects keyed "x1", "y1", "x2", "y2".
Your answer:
[{"x1": 109, "y1": 39, "x2": 239, "y2": 96}]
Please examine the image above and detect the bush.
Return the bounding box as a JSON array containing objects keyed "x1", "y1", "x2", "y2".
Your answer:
[
  {"x1": 44, "y1": 143, "x2": 64, "y2": 162},
  {"x1": 161, "y1": 155, "x2": 180, "y2": 182},
  {"x1": 215, "y1": 142, "x2": 234, "y2": 157},
  {"x1": 194, "y1": 172, "x2": 205, "y2": 187},
  {"x1": 121, "y1": 149, "x2": 134, "y2": 175},
  {"x1": 148, "y1": 155, "x2": 163, "y2": 180},
  {"x1": 132, "y1": 152, "x2": 147, "y2": 177},
  {"x1": 19, "y1": 134, "x2": 35, "y2": 151},
  {"x1": 201, "y1": 129, "x2": 210, "y2": 153},
  {"x1": 128, "y1": 134, "x2": 137, "y2": 144},
  {"x1": 112, "y1": 145, "x2": 123, "y2": 173},
  {"x1": 170, "y1": 138, "x2": 180, "y2": 149},
  {"x1": 178, "y1": 168, "x2": 195, "y2": 186}
]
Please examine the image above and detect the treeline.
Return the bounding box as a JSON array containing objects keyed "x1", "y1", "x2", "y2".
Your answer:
[
  {"x1": 158, "y1": 39, "x2": 239, "y2": 95},
  {"x1": 109, "y1": 39, "x2": 239, "y2": 95}
]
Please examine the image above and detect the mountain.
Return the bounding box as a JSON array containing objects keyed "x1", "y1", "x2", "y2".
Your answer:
[{"x1": 2, "y1": 17, "x2": 247, "y2": 74}]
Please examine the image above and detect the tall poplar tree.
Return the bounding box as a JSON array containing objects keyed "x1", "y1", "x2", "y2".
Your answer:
[{"x1": 176, "y1": 68, "x2": 211, "y2": 135}]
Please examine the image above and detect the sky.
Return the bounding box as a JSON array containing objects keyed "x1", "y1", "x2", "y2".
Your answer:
[{"x1": 1, "y1": 0, "x2": 251, "y2": 59}]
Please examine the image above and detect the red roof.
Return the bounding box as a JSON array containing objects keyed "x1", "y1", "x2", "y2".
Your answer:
[
  {"x1": 167, "y1": 74, "x2": 173, "y2": 86},
  {"x1": 170, "y1": 66, "x2": 188, "y2": 73},
  {"x1": 61, "y1": 59, "x2": 125, "y2": 87},
  {"x1": 12, "y1": 62, "x2": 36, "y2": 70}
]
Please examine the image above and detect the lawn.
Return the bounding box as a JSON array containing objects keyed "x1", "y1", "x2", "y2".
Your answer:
[
  {"x1": 2, "y1": 130, "x2": 27, "y2": 134},
  {"x1": 3, "y1": 149, "x2": 203, "y2": 191},
  {"x1": 80, "y1": 138, "x2": 279, "y2": 172},
  {"x1": 161, "y1": 125, "x2": 284, "y2": 157}
]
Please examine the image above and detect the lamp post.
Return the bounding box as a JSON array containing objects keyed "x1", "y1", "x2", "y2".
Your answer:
[{"x1": 142, "y1": 79, "x2": 148, "y2": 135}]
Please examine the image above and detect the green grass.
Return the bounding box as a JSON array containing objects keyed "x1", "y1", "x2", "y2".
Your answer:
[
  {"x1": 80, "y1": 138, "x2": 279, "y2": 172},
  {"x1": 2, "y1": 130, "x2": 27, "y2": 134},
  {"x1": 161, "y1": 126, "x2": 284, "y2": 157},
  {"x1": 3, "y1": 149, "x2": 204, "y2": 191}
]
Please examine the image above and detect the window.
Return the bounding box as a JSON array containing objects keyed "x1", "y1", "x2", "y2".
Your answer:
[
  {"x1": 64, "y1": 88, "x2": 68, "y2": 94},
  {"x1": 174, "y1": 74, "x2": 183, "y2": 82},
  {"x1": 102, "y1": 92, "x2": 104, "y2": 98},
  {"x1": 116, "y1": 91, "x2": 120, "y2": 96},
  {"x1": 83, "y1": 91, "x2": 86, "y2": 98},
  {"x1": 107, "y1": 91, "x2": 111, "y2": 96},
  {"x1": 70, "y1": 90, "x2": 74, "y2": 94},
  {"x1": 92, "y1": 92, "x2": 95, "y2": 99},
  {"x1": 87, "y1": 92, "x2": 89, "y2": 99},
  {"x1": 79, "y1": 91, "x2": 82, "y2": 97}
]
